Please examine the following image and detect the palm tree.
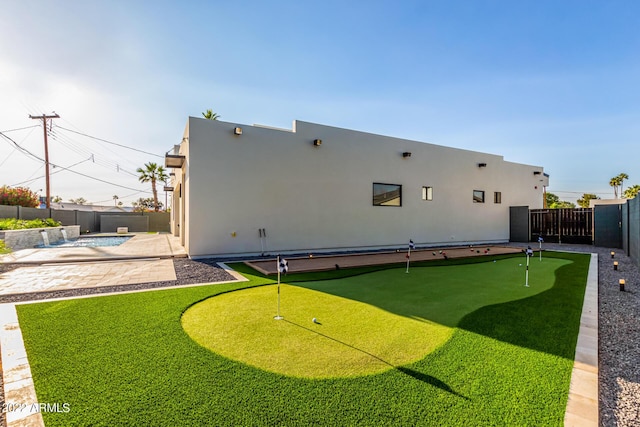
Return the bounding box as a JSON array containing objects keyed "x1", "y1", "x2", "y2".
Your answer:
[
  {"x1": 113, "y1": 195, "x2": 119, "y2": 206},
  {"x1": 609, "y1": 177, "x2": 618, "y2": 198},
  {"x1": 202, "y1": 109, "x2": 220, "y2": 120},
  {"x1": 617, "y1": 173, "x2": 629, "y2": 197},
  {"x1": 623, "y1": 184, "x2": 640, "y2": 199},
  {"x1": 609, "y1": 173, "x2": 629, "y2": 199},
  {"x1": 136, "y1": 162, "x2": 168, "y2": 212},
  {"x1": 70, "y1": 197, "x2": 87, "y2": 205}
]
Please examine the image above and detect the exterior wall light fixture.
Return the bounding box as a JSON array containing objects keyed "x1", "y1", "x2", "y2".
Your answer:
[
  {"x1": 313, "y1": 139, "x2": 322, "y2": 146},
  {"x1": 402, "y1": 152, "x2": 412, "y2": 158},
  {"x1": 233, "y1": 127, "x2": 243, "y2": 136},
  {"x1": 478, "y1": 162, "x2": 487, "y2": 168}
]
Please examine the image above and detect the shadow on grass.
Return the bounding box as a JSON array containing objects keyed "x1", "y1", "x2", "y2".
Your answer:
[
  {"x1": 284, "y1": 319, "x2": 468, "y2": 399},
  {"x1": 288, "y1": 252, "x2": 590, "y2": 360},
  {"x1": 456, "y1": 255, "x2": 589, "y2": 359}
]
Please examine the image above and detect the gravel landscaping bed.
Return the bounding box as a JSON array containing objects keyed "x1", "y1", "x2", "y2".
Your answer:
[
  {"x1": 0, "y1": 258, "x2": 235, "y2": 304},
  {"x1": 1, "y1": 247, "x2": 639, "y2": 426}
]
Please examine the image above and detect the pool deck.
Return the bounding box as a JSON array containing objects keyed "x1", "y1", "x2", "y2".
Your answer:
[{"x1": 0, "y1": 232, "x2": 186, "y2": 264}]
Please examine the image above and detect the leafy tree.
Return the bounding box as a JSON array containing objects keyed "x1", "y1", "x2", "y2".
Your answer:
[
  {"x1": 545, "y1": 192, "x2": 560, "y2": 207},
  {"x1": 69, "y1": 197, "x2": 87, "y2": 205},
  {"x1": 577, "y1": 193, "x2": 600, "y2": 208},
  {"x1": 136, "y1": 162, "x2": 168, "y2": 212},
  {"x1": 132, "y1": 197, "x2": 162, "y2": 212},
  {"x1": 623, "y1": 184, "x2": 640, "y2": 199},
  {"x1": 202, "y1": 109, "x2": 220, "y2": 120},
  {"x1": 0, "y1": 186, "x2": 39, "y2": 208},
  {"x1": 609, "y1": 173, "x2": 629, "y2": 198},
  {"x1": 52, "y1": 195, "x2": 62, "y2": 203},
  {"x1": 546, "y1": 192, "x2": 575, "y2": 209},
  {"x1": 551, "y1": 200, "x2": 576, "y2": 209}
]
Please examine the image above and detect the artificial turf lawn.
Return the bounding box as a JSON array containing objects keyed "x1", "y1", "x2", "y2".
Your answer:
[
  {"x1": 182, "y1": 256, "x2": 569, "y2": 378},
  {"x1": 16, "y1": 251, "x2": 589, "y2": 426}
]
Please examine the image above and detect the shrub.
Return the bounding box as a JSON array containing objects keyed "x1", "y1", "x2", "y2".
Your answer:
[
  {"x1": 0, "y1": 186, "x2": 39, "y2": 208},
  {"x1": 0, "y1": 240, "x2": 9, "y2": 254},
  {"x1": 0, "y1": 218, "x2": 62, "y2": 230}
]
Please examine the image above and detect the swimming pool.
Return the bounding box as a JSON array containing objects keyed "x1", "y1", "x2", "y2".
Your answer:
[{"x1": 37, "y1": 236, "x2": 133, "y2": 248}]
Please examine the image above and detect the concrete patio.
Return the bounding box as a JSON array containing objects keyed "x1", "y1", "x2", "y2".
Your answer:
[{"x1": 0, "y1": 232, "x2": 186, "y2": 264}]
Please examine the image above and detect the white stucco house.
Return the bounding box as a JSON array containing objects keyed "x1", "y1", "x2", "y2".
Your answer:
[{"x1": 166, "y1": 118, "x2": 548, "y2": 258}]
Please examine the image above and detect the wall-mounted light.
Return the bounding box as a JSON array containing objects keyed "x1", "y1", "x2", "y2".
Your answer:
[
  {"x1": 478, "y1": 162, "x2": 487, "y2": 168},
  {"x1": 313, "y1": 139, "x2": 322, "y2": 146},
  {"x1": 233, "y1": 127, "x2": 243, "y2": 135},
  {"x1": 402, "y1": 152, "x2": 412, "y2": 158},
  {"x1": 533, "y1": 171, "x2": 541, "y2": 175},
  {"x1": 163, "y1": 186, "x2": 174, "y2": 192}
]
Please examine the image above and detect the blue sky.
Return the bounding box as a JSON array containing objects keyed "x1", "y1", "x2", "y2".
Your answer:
[{"x1": 1, "y1": 0, "x2": 639, "y2": 206}]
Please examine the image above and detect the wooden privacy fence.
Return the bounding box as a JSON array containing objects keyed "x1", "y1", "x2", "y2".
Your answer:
[{"x1": 530, "y1": 208, "x2": 593, "y2": 244}]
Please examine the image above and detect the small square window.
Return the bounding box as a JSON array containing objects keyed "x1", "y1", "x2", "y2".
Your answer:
[
  {"x1": 422, "y1": 186, "x2": 433, "y2": 201},
  {"x1": 494, "y1": 191, "x2": 502, "y2": 204},
  {"x1": 473, "y1": 190, "x2": 485, "y2": 203}
]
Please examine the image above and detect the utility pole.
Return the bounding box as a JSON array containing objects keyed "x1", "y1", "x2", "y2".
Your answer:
[{"x1": 29, "y1": 112, "x2": 59, "y2": 208}]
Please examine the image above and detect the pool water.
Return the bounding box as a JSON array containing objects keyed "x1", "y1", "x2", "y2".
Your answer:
[{"x1": 38, "y1": 236, "x2": 133, "y2": 248}]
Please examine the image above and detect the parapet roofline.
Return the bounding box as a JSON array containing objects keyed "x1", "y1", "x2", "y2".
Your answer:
[
  {"x1": 252, "y1": 123, "x2": 293, "y2": 132},
  {"x1": 192, "y1": 117, "x2": 549, "y2": 165}
]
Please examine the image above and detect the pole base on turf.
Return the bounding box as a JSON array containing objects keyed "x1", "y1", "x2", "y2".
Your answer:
[{"x1": 274, "y1": 316, "x2": 284, "y2": 320}]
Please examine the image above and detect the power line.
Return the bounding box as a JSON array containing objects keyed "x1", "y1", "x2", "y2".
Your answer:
[
  {"x1": 10, "y1": 158, "x2": 91, "y2": 186},
  {"x1": 10, "y1": 165, "x2": 44, "y2": 186},
  {"x1": 55, "y1": 125, "x2": 164, "y2": 158},
  {"x1": 51, "y1": 165, "x2": 150, "y2": 192},
  {"x1": 0, "y1": 131, "x2": 45, "y2": 163},
  {"x1": 0, "y1": 125, "x2": 38, "y2": 167},
  {"x1": 0, "y1": 125, "x2": 40, "y2": 133},
  {"x1": 0, "y1": 148, "x2": 17, "y2": 168},
  {"x1": 93, "y1": 190, "x2": 148, "y2": 205},
  {"x1": 0, "y1": 130, "x2": 151, "y2": 194},
  {"x1": 48, "y1": 128, "x2": 139, "y2": 177}
]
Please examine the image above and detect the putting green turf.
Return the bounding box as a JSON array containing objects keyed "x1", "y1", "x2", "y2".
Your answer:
[
  {"x1": 16, "y1": 252, "x2": 589, "y2": 426},
  {"x1": 182, "y1": 256, "x2": 569, "y2": 378}
]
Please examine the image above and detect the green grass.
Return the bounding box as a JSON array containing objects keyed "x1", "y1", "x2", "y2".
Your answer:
[
  {"x1": 182, "y1": 284, "x2": 454, "y2": 377},
  {"x1": 17, "y1": 252, "x2": 589, "y2": 426},
  {"x1": 182, "y1": 256, "x2": 569, "y2": 378}
]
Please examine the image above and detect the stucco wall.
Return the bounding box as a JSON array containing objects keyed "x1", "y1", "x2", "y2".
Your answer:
[
  {"x1": 0, "y1": 226, "x2": 81, "y2": 251},
  {"x1": 174, "y1": 118, "x2": 546, "y2": 257}
]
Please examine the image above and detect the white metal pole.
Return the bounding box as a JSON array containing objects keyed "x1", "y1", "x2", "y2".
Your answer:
[
  {"x1": 525, "y1": 251, "x2": 530, "y2": 287},
  {"x1": 274, "y1": 255, "x2": 283, "y2": 320},
  {"x1": 539, "y1": 240, "x2": 542, "y2": 261}
]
